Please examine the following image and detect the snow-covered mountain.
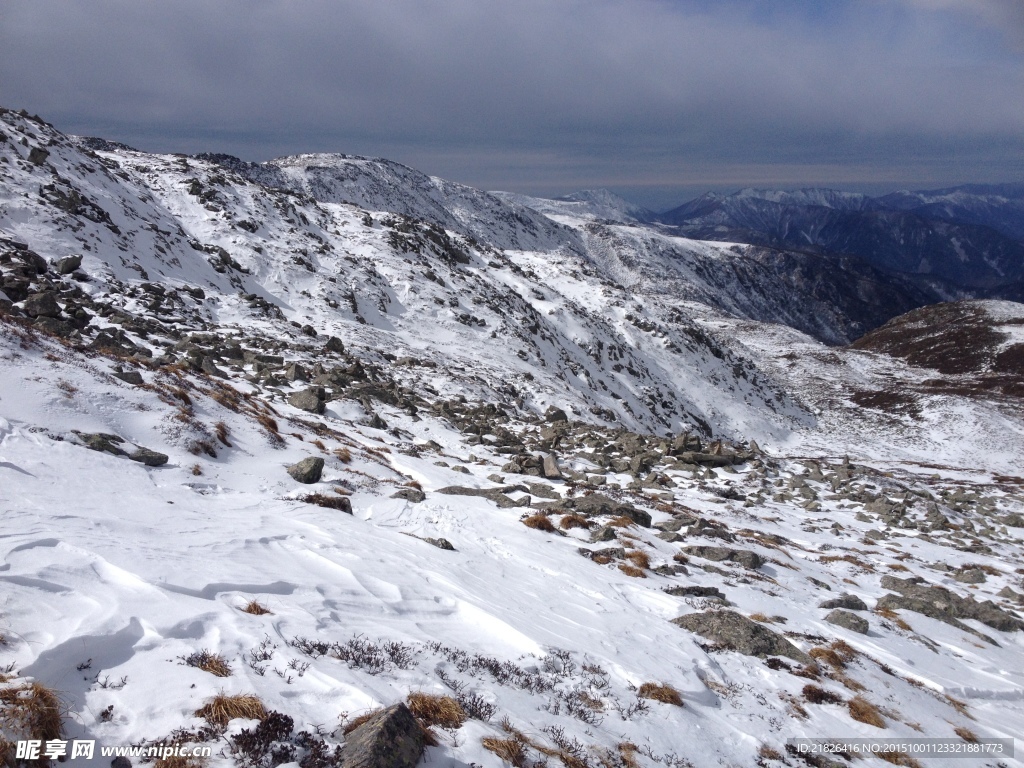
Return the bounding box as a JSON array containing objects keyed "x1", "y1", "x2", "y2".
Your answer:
[
  {"x1": 3, "y1": 106, "x2": 1024, "y2": 768},
  {"x1": 492, "y1": 189, "x2": 655, "y2": 225},
  {"x1": 657, "y1": 187, "x2": 1024, "y2": 293}
]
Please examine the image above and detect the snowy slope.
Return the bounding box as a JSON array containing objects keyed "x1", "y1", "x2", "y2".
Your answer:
[{"x1": 2, "y1": 105, "x2": 1024, "y2": 768}]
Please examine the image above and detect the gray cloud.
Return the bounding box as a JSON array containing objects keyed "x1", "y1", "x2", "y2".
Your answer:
[{"x1": 1, "y1": 0, "x2": 1022, "y2": 204}]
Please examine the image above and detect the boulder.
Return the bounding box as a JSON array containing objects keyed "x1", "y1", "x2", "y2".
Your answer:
[
  {"x1": 77, "y1": 432, "x2": 127, "y2": 457},
  {"x1": 819, "y1": 594, "x2": 868, "y2": 611},
  {"x1": 672, "y1": 610, "x2": 810, "y2": 663},
  {"x1": 287, "y1": 387, "x2": 326, "y2": 414},
  {"x1": 56, "y1": 255, "x2": 83, "y2": 275},
  {"x1": 324, "y1": 336, "x2": 345, "y2": 354},
  {"x1": 542, "y1": 454, "x2": 562, "y2": 480},
  {"x1": 559, "y1": 493, "x2": 651, "y2": 527},
  {"x1": 285, "y1": 363, "x2": 307, "y2": 382},
  {"x1": 23, "y1": 291, "x2": 61, "y2": 318},
  {"x1": 28, "y1": 146, "x2": 49, "y2": 165},
  {"x1": 112, "y1": 370, "x2": 144, "y2": 386},
  {"x1": 34, "y1": 316, "x2": 74, "y2": 337},
  {"x1": 425, "y1": 537, "x2": 455, "y2": 551},
  {"x1": 544, "y1": 406, "x2": 568, "y2": 423},
  {"x1": 391, "y1": 488, "x2": 426, "y2": 503},
  {"x1": 338, "y1": 703, "x2": 425, "y2": 768},
  {"x1": 953, "y1": 568, "x2": 987, "y2": 584},
  {"x1": 129, "y1": 447, "x2": 169, "y2": 467},
  {"x1": 824, "y1": 609, "x2": 869, "y2": 634},
  {"x1": 287, "y1": 457, "x2": 325, "y2": 484},
  {"x1": 878, "y1": 575, "x2": 1024, "y2": 635},
  {"x1": 684, "y1": 545, "x2": 764, "y2": 570}
]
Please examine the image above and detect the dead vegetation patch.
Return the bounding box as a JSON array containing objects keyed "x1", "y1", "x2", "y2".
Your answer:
[
  {"x1": 637, "y1": 682, "x2": 683, "y2": 706},
  {"x1": 523, "y1": 514, "x2": 557, "y2": 533},
  {"x1": 180, "y1": 650, "x2": 232, "y2": 677},
  {"x1": 848, "y1": 695, "x2": 885, "y2": 728},
  {"x1": 195, "y1": 693, "x2": 266, "y2": 727},
  {"x1": 406, "y1": 692, "x2": 467, "y2": 730},
  {"x1": 0, "y1": 681, "x2": 65, "y2": 743}
]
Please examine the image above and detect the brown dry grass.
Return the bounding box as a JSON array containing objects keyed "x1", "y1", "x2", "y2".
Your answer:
[
  {"x1": 181, "y1": 650, "x2": 231, "y2": 677},
  {"x1": 875, "y1": 607, "x2": 912, "y2": 631},
  {"x1": 954, "y1": 726, "x2": 979, "y2": 743},
  {"x1": 616, "y1": 743, "x2": 641, "y2": 768},
  {"x1": 617, "y1": 564, "x2": 646, "y2": 578},
  {"x1": 215, "y1": 421, "x2": 231, "y2": 446},
  {"x1": 607, "y1": 515, "x2": 637, "y2": 528},
  {"x1": 946, "y1": 695, "x2": 972, "y2": 719},
  {"x1": 559, "y1": 513, "x2": 591, "y2": 530},
  {"x1": 343, "y1": 708, "x2": 382, "y2": 735},
  {"x1": 637, "y1": 682, "x2": 683, "y2": 706},
  {"x1": 0, "y1": 681, "x2": 65, "y2": 741},
  {"x1": 802, "y1": 685, "x2": 844, "y2": 705},
  {"x1": 848, "y1": 696, "x2": 886, "y2": 728},
  {"x1": 333, "y1": 447, "x2": 352, "y2": 463},
  {"x1": 299, "y1": 493, "x2": 352, "y2": 511},
  {"x1": 191, "y1": 463, "x2": 203, "y2": 476},
  {"x1": 819, "y1": 554, "x2": 874, "y2": 571},
  {"x1": 624, "y1": 550, "x2": 650, "y2": 569},
  {"x1": 757, "y1": 744, "x2": 783, "y2": 762},
  {"x1": 406, "y1": 692, "x2": 466, "y2": 729},
  {"x1": 312, "y1": 439, "x2": 326, "y2": 451},
  {"x1": 195, "y1": 693, "x2": 266, "y2": 726},
  {"x1": 241, "y1": 599, "x2": 271, "y2": 616},
  {"x1": 523, "y1": 514, "x2": 557, "y2": 533},
  {"x1": 481, "y1": 737, "x2": 527, "y2": 767}
]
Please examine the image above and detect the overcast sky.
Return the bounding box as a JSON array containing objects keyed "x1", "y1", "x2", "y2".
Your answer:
[{"x1": 2, "y1": 0, "x2": 1022, "y2": 208}]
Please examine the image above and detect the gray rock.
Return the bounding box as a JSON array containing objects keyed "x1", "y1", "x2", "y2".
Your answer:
[
  {"x1": 544, "y1": 406, "x2": 568, "y2": 423},
  {"x1": 56, "y1": 255, "x2": 83, "y2": 275},
  {"x1": 338, "y1": 703, "x2": 425, "y2": 768},
  {"x1": 664, "y1": 585, "x2": 725, "y2": 600},
  {"x1": 589, "y1": 525, "x2": 618, "y2": 543},
  {"x1": 542, "y1": 454, "x2": 563, "y2": 479},
  {"x1": 819, "y1": 594, "x2": 868, "y2": 611},
  {"x1": 287, "y1": 457, "x2": 325, "y2": 484},
  {"x1": 324, "y1": 336, "x2": 346, "y2": 354},
  {"x1": 953, "y1": 568, "x2": 987, "y2": 584},
  {"x1": 113, "y1": 370, "x2": 145, "y2": 386},
  {"x1": 200, "y1": 357, "x2": 227, "y2": 378},
  {"x1": 878, "y1": 576, "x2": 1024, "y2": 637},
  {"x1": 559, "y1": 493, "x2": 652, "y2": 527},
  {"x1": 391, "y1": 487, "x2": 426, "y2": 503},
  {"x1": 28, "y1": 146, "x2": 49, "y2": 165},
  {"x1": 34, "y1": 316, "x2": 75, "y2": 337},
  {"x1": 129, "y1": 447, "x2": 169, "y2": 467},
  {"x1": 684, "y1": 546, "x2": 764, "y2": 570},
  {"x1": 287, "y1": 387, "x2": 326, "y2": 414},
  {"x1": 285, "y1": 362, "x2": 307, "y2": 382},
  {"x1": 825, "y1": 609, "x2": 869, "y2": 634},
  {"x1": 672, "y1": 610, "x2": 810, "y2": 663},
  {"x1": 23, "y1": 291, "x2": 61, "y2": 318},
  {"x1": 77, "y1": 432, "x2": 127, "y2": 457},
  {"x1": 425, "y1": 537, "x2": 455, "y2": 551}
]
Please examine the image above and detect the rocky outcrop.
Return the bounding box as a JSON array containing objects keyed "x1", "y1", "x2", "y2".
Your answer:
[
  {"x1": 672, "y1": 610, "x2": 810, "y2": 663},
  {"x1": 338, "y1": 703, "x2": 425, "y2": 768}
]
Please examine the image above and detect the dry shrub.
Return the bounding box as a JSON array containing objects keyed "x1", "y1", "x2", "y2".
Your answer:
[
  {"x1": 878, "y1": 752, "x2": 922, "y2": 767},
  {"x1": 946, "y1": 694, "x2": 972, "y2": 719},
  {"x1": 757, "y1": 744, "x2": 783, "y2": 762},
  {"x1": 830, "y1": 639, "x2": 858, "y2": 663},
  {"x1": 181, "y1": 650, "x2": 232, "y2": 677},
  {"x1": 215, "y1": 421, "x2": 231, "y2": 446},
  {"x1": 482, "y1": 737, "x2": 527, "y2": 767},
  {"x1": 406, "y1": 692, "x2": 466, "y2": 729},
  {"x1": 312, "y1": 439, "x2": 326, "y2": 451},
  {"x1": 257, "y1": 413, "x2": 280, "y2": 434},
  {"x1": 637, "y1": 682, "x2": 683, "y2": 706},
  {"x1": 0, "y1": 681, "x2": 65, "y2": 741},
  {"x1": 299, "y1": 493, "x2": 352, "y2": 512},
  {"x1": 607, "y1": 515, "x2": 636, "y2": 528},
  {"x1": 191, "y1": 463, "x2": 203, "y2": 476},
  {"x1": 848, "y1": 696, "x2": 885, "y2": 728},
  {"x1": 617, "y1": 564, "x2": 646, "y2": 578},
  {"x1": 802, "y1": 685, "x2": 844, "y2": 705},
  {"x1": 954, "y1": 725, "x2": 978, "y2": 743},
  {"x1": 624, "y1": 550, "x2": 650, "y2": 569},
  {"x1": 333, "y1": 447, "x2": 352, "y2": 463},
  {"x1": 154, "y1": 756, "x2": 205, "y2": 768},
  {"x1": 195, "y1": 693, "x2": 266, "y2": 726},
  {"x1": 750, "y1": 612, "x2": 771, "y2": 622},
  {"x1": 343, "y1": 709, "x2": 382, "y2": 735},
  {"x1": 887, "y1": 563, "x2": 910, "y2": 572},
  {"x1": 523, "y1": 514, "x2": 556, "y2": 533},
  {"x1": 559, "y1": 514, "x2": 591, "y2": 530},
  {"x1": 617, "y1": 743, "x2": 641, "y2": 768},
  {"x1": 875, "y1": 607, "x2": 912, "y2": 631},
  {"x1": 809, "y1": 647, "x2": 845, "y2": 670},
  {"x1": 242, "y1": 599, "x2": 271, "y2": 616}
]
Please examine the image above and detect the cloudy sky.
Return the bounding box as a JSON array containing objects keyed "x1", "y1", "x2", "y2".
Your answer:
[{"x1": 2, "y1": 0, "x2": 1022, "y2": 208}]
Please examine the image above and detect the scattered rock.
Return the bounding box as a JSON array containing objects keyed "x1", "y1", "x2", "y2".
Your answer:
[
  {"x1": 337, "y1": 703, "x2": 425, "y2": 768},
  {"x1": 27, "y1": 146, "x2": 49, "y2": 165},
  {"x1": 324, "y1": 336, "x2": 346, "y2": 354},
  {"x1": 542, "y1": 453, "x2": 563, "y2": 479},
  {"x1": 112, "y1": 370, "x2": 144, "y2": 386},
  {"x1": 672, "y1": 610, "x2": 810, "y2": 663},
  {"x1": 878, "y1": 575, "x2": 1024, "y2": 636},
  {"x1": 819, "y1": 594, "x2": 867, "y2": 611},
  {"x1": 684, "y1": 545, "x2": 764, "y2": 570},
  {"x1": 23, "y1": 291, "x2": 60, "y2": 318},
  {"x1": 391, "y1": 487, "x2": 426, "y2": 503},
  {"x1": 287, "y1": 387, "x2": 326, "y2": 414},
  {"x1": 56, "y1": 254, "x2": 83, "y2": 274},
  {"x1": 824, "y1": 609, "x2": 869, "y2": 634},
  {"x1": 953, "y1": 567, "x2": 987, "y2": 584},
  {"x1": 544, "y1": 406, "x2": 568, "y2": 423},
  {"x1": 287, "y1": 457, "x2": 325, "y2": 484},
  {"x1": 129, "y1": 447, "x2": 169, "y2": 467}
]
